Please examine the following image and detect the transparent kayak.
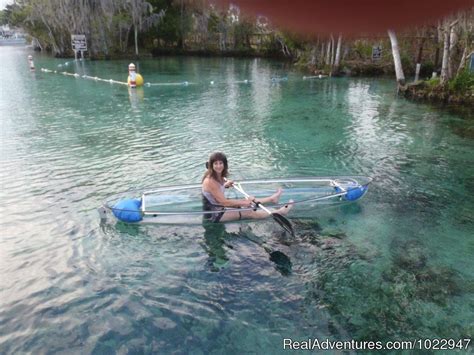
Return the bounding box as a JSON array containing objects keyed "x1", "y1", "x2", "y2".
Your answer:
[{"x1": 98, "y1": 176, "x2": 372, "y2": 224}]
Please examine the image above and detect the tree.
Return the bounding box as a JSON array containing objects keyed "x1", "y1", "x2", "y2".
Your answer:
[
  {"x1": 455, "y1": 11, "x2": 473, "y2": 75},
  {"x1": 333, "y1": 34, "x2": 342, "y2": 75},
  {"x1": 126, "y1": 0, "x2": 165, "y2": 56},
  {"x1": 440, "y1": 18, "x2": 458, "y2": 84},
  {"x1": 388, "y1": 29, "x2": 406, "y2": 87}
]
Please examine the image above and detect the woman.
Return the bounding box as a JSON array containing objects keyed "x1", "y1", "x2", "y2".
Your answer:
[{"x1": 202, "y1": 152, "x2": 293, "y2": 223}]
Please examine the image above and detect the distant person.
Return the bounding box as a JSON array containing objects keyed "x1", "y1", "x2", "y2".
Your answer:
[{"x1": 201, "y1": 152, "x2": 292, "y2": 223}]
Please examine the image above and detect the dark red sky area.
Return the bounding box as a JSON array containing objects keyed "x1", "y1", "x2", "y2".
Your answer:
[{"x1": 218, "y1": 0, "x2": 473, "y2": 35}]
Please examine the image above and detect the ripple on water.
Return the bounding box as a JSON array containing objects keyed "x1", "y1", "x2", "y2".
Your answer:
[{"x1": 1, "y1": 50, "x2": 474, "y2": 353}]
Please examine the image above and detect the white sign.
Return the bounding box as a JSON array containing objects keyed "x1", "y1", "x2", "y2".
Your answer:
[{"x1": 71, "y1": 34, "x2": 87, "y2": 51}]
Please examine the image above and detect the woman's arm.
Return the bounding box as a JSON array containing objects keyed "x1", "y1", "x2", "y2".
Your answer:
[{"x1": 204, "y1": 179, "x2": 252, "y2": 208}]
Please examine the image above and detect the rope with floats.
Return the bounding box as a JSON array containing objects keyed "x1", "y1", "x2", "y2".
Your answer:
[{"x1": 36, "y1": 57, "x2": 329, "y2": 88}]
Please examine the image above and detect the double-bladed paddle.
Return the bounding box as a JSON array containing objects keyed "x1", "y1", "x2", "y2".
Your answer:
[{"x1": 231, "y1": 181, "x2": 295, "y2": 237}]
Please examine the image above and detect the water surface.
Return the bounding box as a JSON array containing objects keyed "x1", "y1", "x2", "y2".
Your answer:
[{"x1": 1, "y1": 46, "x2": 473, "y2": 353}]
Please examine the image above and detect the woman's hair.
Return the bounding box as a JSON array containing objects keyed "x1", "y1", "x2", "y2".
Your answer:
[{"x1": 202, "y1": 152, "x2": 228, "y2": 182}]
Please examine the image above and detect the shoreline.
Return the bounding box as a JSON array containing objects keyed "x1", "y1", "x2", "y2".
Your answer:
[{"x1": 28, "y1": 45, "x2": 474, "y2": 109}]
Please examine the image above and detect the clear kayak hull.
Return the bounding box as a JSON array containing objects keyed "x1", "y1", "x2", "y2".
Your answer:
[{"x1": 99, "y1": 176, "x2": 372, "y2": 224}]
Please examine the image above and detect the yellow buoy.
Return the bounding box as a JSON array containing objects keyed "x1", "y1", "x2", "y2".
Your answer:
[{"x1": 128, "y1": 73, "x2": 144, "y2": 87}]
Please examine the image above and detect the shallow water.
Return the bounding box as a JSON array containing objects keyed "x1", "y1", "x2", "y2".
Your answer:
[{"x1": 1, "y1": 46, "x2": 473, "y2": 354}]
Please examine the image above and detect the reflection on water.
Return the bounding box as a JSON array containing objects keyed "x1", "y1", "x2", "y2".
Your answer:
[
  {"x1": 1, "y1": 46, "x2": 473, "y2": 353},
  {"x1": 203, "y1": 222, "x2": 230, "y2": 271}
]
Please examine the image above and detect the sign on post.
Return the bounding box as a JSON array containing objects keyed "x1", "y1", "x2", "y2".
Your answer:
[
  {"x1": 470, "y1": 53, "x2": 474, "y2": 73},
  {"x1": 71, "y1": 34, "x2": 87, "y2": 59},
  {"x1": 372, "y1": 45, "x2": 382, "y2": 61}
]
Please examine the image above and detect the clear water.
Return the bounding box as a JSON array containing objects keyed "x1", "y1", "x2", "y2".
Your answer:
[{"x1": 1, "y1": 46, "x2": 473, "y2": 354}]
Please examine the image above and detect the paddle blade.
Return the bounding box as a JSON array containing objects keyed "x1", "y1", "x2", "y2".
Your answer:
[{"x1": 272, "y1": 213, "x2": 295, "y2": 237}]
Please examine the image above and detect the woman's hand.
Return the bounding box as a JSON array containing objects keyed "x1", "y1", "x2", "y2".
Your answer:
[
  {"x1": 240, "y1": 196, "x2": 256, "y2": 207},
  {"x1": 224, "y1": 179, "x2": 234, "y2": 188}
]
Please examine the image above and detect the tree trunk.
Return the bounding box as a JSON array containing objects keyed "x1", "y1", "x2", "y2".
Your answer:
[
  {"x1": 434, "y1": 22, "x2": 442, "y2": 70},
  {"x1": 179, "y1": 0, "x2": 185, "y2": 49},
  {"x1": 325, "y1": 38, "x2": 331, "y2": 65},
  {"x1": 125, "y1": 26, "x2": 131, "y2": 53},
  {"x1": 330, "y1": 35, "x2": 335, "y2": 66},
  {"x1": 134, "y1": 26, "x2": 139, "y2": 56},
  {"x1": 387, "y1": 30, "x2": 406, "y2": 87},
  {"x1": 457, "y1": 49, "x2": 472, "y2": 75},
  {"x1": 334, "y1": 34, "x2": 342, "y2": 74},
  {"x1": 447, "y1": 22, "x2": 458, "y2": 78},
  {"x1": 416, "y1": 36, "x2": 425, "y2": 64},
  {"x1": 440, "y1": 22, "x2": 450, "y2": 84},
  {"x1": 310, "y1": 45, "x2": 316, "y2": 66},
  {"x1": 320, "y1": 42, "x2": 325, "y2": 65}
]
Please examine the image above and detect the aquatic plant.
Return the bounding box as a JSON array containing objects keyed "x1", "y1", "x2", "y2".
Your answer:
[{"x1": 307, "y1": 237, "x2": 471, "y2": 341}]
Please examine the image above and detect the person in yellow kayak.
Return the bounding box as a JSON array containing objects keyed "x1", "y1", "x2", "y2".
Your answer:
[{"x1": 201, "y1": 152, "x2": 293, "y2": 223}]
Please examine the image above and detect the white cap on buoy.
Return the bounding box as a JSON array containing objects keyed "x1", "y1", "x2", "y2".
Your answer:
[
  {"x1": 27, "y1": 55, "x2": 35, "y2": 71},
  {"x1": 128, "y1": 63, "x2": 137, "y2": 88}
]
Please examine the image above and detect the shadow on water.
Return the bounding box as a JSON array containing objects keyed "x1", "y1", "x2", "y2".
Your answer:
[
  {"x1": 202, "y1": 221, "x2": 293, "y2": 275},
  {"x1": 202, "y1": 222, "x2": 231, "y2": 272}
]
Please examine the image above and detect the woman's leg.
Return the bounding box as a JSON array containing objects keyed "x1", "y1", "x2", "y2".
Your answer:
[
  {"x1": 219, "y1": 200, "x2": 293, "y2": 222},
  {"x1": 254, "y1": 188, "x2": 282, "y2": 205},
  {"x1": 219, "y1": 210, "x2": 247, "y2": 222}
]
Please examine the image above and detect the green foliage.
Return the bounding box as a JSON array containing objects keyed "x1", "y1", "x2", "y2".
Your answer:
[
  {"x1": 1, "y1": 3, "x2": 27, "y2": 27},
  {"x1": 146, "y1": 0, "x2": 193, "y2": 47},
  {"x1": 233, "y1": 20, "x2": 254, "y2": 50},
  {"x1": 401, "y1": 54, "x2": 411, "y2": 72},
  {"x1": 426, "y1": 77, "x2": 441, "y2": 89},
  {"x1": 448, "y1": 69, "x2": 474, "y2": 93},
  {"x1": 280, "y1": 31, "x2": 304, "y2": 52},
  {"x1": 352, "y1": 40, "x2": 372, "y2": 59},
  {"x1": 207, "y1": 12, "x2": 220, "y2": 34},
  {"x1": 419, "y1": 61, "x2": 435, "y2": 77}
]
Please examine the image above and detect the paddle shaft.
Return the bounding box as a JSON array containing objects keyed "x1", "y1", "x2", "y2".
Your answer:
[
  {"x1": 232, "y1": 183, "x2": 272, "y2": 215},
  {"x1": 225, "y1": 178, "x2": 295, "y2": 237}
]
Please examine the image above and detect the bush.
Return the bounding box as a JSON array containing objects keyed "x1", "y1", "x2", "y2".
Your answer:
[
  {"x1": 448, "y1": 70, "x2": 474, "y2": 93},
  {"x1": 401, "y1": 54, "x2": 412, "y2": 74},
  {"x1": 419, "y1": 62, "x2": 435, "y2": 77},
  {"x1": 426, "y1": 77, "x2": 441, "y2": 89}
]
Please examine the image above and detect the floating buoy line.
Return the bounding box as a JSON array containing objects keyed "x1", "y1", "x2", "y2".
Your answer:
[
  {"x1": 37, "y1": 57, "x2": 327, "y2": 89},
  {"x1": 39, "y1": 69, "x2": 325, "y2": 88},
  {"x1": 41, "y1": 68, "x2": 128, "y2": 86}
]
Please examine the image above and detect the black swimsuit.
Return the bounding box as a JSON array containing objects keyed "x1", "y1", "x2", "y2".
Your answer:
[
  {"x1": 202, "y1": 195, "x2": 226, "y2": 223},
  {"x1": 202, "y1": 182, "x2": 243, "y2": 223}
]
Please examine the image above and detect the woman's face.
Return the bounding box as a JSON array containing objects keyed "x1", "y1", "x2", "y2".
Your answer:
[{"x1": 212, "y1": 160, "x2": 225, "y2": 174}]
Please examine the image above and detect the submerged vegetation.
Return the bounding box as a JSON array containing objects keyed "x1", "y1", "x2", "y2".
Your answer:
[
  {"x1": 290, "y1": 219, "x2": 472, "y2": 342},
  {"x1": 1, "y1": 1, "x2": 473, "y2": 101}
]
